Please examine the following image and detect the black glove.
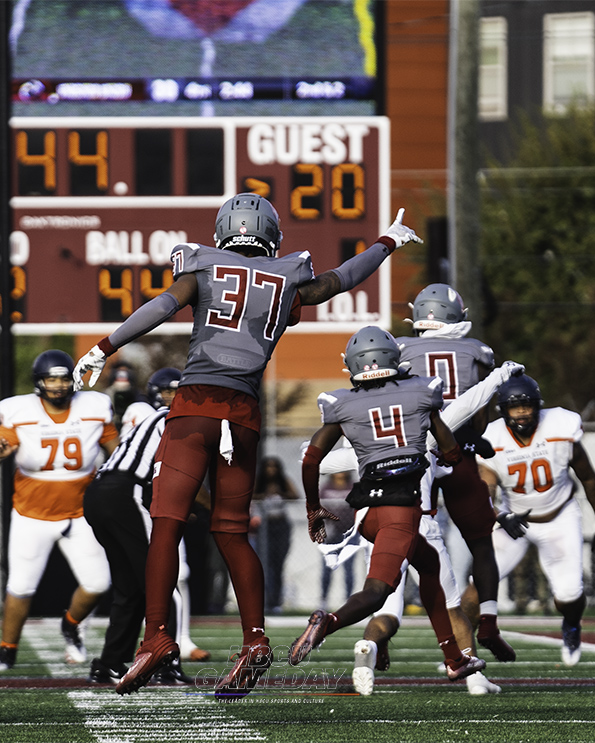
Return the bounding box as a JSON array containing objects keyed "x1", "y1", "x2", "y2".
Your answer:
[
  {"x1": 454, "y1": 425, "x2": 496, "y2": 459},
  {"x1": 496, "y1": 510, "x2": 531, "y2": 539}
]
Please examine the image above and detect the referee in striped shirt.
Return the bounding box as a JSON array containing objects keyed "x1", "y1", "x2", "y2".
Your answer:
[{"x1": 84, "y1": 368, "x2": 193, "y2": 684}]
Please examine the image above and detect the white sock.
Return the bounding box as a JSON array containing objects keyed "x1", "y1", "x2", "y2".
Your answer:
[{"x1": 479, "y1": 601, "x2": 498, "y2": 616}]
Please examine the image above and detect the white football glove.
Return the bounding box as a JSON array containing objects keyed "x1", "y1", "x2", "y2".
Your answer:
[
  {"x1": 73, "y1": 345, "x2": 107, "y2": 390},
  {"x1": 499, "y1": 360, "x2": 525, "y2": 383},
  {"x1": 383, "y1": 208, "x2": 423, "y2": 247}
]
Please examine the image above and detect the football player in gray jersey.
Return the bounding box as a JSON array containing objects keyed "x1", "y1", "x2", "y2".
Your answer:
[
  {"x1": 390, "y1": 283, "x2": 515, "y2": 663},
  {"x1": 73, "y1": 193, "x2": 422, "y2": 701},
  {"x1": 289, "y1": 327, "x2": 486, "y2": 682}
]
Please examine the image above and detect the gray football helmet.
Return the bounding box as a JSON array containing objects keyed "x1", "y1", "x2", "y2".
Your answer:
[
  {"x1": 214, "y1": 193, "x2": 282, "y2": 257},
  {"x1": 412, "y1": 283, "x2": 467, "y2": 331},
  {"x1": 343, "y1": 326, "x2": 401, "y2": 384}
]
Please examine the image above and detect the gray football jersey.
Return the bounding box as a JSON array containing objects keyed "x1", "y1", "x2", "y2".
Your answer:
[
  {"x1": 394, "y1": 335, "x2": 495, "y2": 404},
  {"x1": 318, "y1": 376, "x2": 444, "y2": 478},
  {"x1": 170, "y1": 243, "x2": 314, "y2": 398}
]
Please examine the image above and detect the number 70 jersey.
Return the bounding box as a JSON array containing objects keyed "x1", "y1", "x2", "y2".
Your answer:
[{"x1": 479, "y1": 407, "x2": 583, "y2": 517}]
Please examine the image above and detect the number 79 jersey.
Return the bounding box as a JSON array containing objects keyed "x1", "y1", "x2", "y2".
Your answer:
[
  {"x1": 0, "y1": 391, "x2": 117, "y2": 521},
  {"x1": 479, "y1": 407, "x2": 583, "y2": 516},
  {"x1": 171, "y1": 242, "x2": 314, "y2": 399}
]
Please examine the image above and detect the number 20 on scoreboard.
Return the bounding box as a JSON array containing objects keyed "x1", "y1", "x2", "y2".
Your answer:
[{"x1": 8, "y1": 116, "x2": 390, "y2": 332}]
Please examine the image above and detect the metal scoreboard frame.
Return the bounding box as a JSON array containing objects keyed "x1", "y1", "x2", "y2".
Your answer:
[{"x1": 8, "y1": 116, "x2": 391, "y2": 336}]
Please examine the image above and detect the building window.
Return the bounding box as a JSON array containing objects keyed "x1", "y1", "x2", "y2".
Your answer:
[
  {"x1": 544, "y1": 12, "x2": 595, "y2": 113},
  {"x1": 479, "y1": 17, "x2": 508, "y2": 121}
]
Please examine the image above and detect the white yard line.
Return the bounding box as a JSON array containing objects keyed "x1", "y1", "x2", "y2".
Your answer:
[
  {"x1": 68, "y1": 689, "x2": 266, "y2": 743},
  {"x1": 502, "y1": 629, "x2": 595, "y2": 653},
  {"x1": 21, "y1": 617, "x2": 104, "y2": 677}
]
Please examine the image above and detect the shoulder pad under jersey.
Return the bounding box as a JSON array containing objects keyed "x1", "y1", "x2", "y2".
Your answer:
[{"x1": 170, "y1": 243, "x2": 220, "y2": 280}]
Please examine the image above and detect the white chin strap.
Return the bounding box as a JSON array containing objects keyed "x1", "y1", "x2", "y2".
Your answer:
[{"x1": 415, "y1": 320, "x2": 472, "y2": 339}]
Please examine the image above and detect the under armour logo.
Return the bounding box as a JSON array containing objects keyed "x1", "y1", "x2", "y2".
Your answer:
[
  {"x1": 153, "y1": 461, "x2": 162, "y2": 478},
  {"x1": 370, "y1": 489, "x2": 384, "y2": 498},
  {"x1": 463, "y1": 443, "x2": 475, "y2": 453}
]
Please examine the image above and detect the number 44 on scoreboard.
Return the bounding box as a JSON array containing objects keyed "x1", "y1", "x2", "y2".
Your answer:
[{"x1": 7, "y1": 116, "x2": 390, "y2": 334}]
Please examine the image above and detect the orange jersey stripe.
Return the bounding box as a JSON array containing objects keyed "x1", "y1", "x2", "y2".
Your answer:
[
  {"x1": 100, "y1": 422, "x2": 119, "y2": 445},
  {"x1": 0, "y1": 425, "x2": 19, "y2": 447},
  {"x1": 12, "y1": 470, "x2": 94, "y2": 520}
]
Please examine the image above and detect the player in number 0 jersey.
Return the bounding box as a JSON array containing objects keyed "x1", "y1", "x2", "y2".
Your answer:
[
  {"x1": 462, "y1": 374, "x2": 595, "y2": 667},
  {"x1": 73, "y1": 193, "x2": 424, "y2": 700},
  {"x1": 393, "y1": 283, "x2": 515, "y2": 662}
]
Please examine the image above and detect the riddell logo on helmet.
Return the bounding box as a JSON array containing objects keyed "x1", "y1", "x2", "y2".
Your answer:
[
  {"x1": 415, "y1": 319, "x2": 445, "y2": 329},
  {"x1": 360, "y1": 368, "x2": 393, "y2": 380}
]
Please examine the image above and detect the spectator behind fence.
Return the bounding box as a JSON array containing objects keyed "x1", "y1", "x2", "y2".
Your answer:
[
  {"x1": 105, "y1": 362, "x2": 143, "y2": 432},
  {"x1": 252, "y1": 456, "x2": 300, "y2": 614}
]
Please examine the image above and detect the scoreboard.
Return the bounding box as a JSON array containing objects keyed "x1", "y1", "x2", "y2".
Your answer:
[{"x1": 7, "y1": 116, "x2": 390, "y2": 335}]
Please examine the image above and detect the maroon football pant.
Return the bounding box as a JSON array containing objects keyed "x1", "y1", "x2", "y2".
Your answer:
[
  {"x1": 358, "y1": 505, "x2": 458, "y2": 649},
  {"x1": 145, "y1": 416, "x2": 265, "y2": 644},
  {"x1": 433, "y1": 455, "x2": 496, "y2": 540},
  {"x1": 360, "y1": 504, "x2": 422, "y2": 588}
]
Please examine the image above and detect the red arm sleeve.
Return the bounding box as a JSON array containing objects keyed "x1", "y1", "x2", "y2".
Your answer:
[{"x1": 302, "y1": 444, "x2": 325, "y2": 509}]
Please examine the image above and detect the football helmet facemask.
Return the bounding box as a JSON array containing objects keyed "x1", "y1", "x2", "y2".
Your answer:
[
  {"x1": 496, "y1": 374, "x2": 543, "y2": 437},
  {"x1": 214, "y1": 193, "x2": 282, "y2": 257},
  {"x1": 33, "y1": 350, "x2": 75, "y2": 408},
  {"x1": 147, "y1": 367, "x2": 181, "y2": 409},
  {"x1": 343, "y1": 326, "x2": 402, "y2": 385},
  {"x1": 411, "y1": 283, "x2": 467, "y2": 332}
]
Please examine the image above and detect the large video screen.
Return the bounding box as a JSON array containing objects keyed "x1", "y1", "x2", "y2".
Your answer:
[{"x1": 11, "y1": 0, "x2": 381, "y2": 116}]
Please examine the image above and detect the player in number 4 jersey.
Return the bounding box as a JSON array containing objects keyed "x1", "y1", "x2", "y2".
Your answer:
[
  {"x1": 290, "y1": 326, "x2": 486, "y2": 682},
  {"x1": 0, "y1": 350, "x2": 118, "y2": 672},
  {"x1": 461, "y1": 374, "x2": 595, "y2": 666},
  {"x1": 73, "y1": 193, "x2": 423, "y2": 700}
]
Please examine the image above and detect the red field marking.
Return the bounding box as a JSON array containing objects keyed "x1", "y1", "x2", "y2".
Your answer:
[{"x1": 2, "y1": 676, "x2": 595, "y2": 690}]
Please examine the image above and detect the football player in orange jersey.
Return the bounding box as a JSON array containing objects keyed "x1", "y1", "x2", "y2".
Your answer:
[
  {"x1": 0, "y1": 350, "x2": 119, "y2": 672},
  {"x1": 462, "y1": 374, "x2": 595, "y2": 667}
]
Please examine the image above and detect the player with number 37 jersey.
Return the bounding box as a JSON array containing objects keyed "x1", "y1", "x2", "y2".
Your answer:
[
  {"x1": 171, "y1": 242, "x2": 313, "y2": 398},
  {"x1": 73, "y1": 194, "x2": 425, "y2": 699}
]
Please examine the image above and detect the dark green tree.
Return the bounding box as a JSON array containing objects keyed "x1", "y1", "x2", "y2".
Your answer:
[{"x1": 480, "y1": 105, "x2": 595, "y2": 415}]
